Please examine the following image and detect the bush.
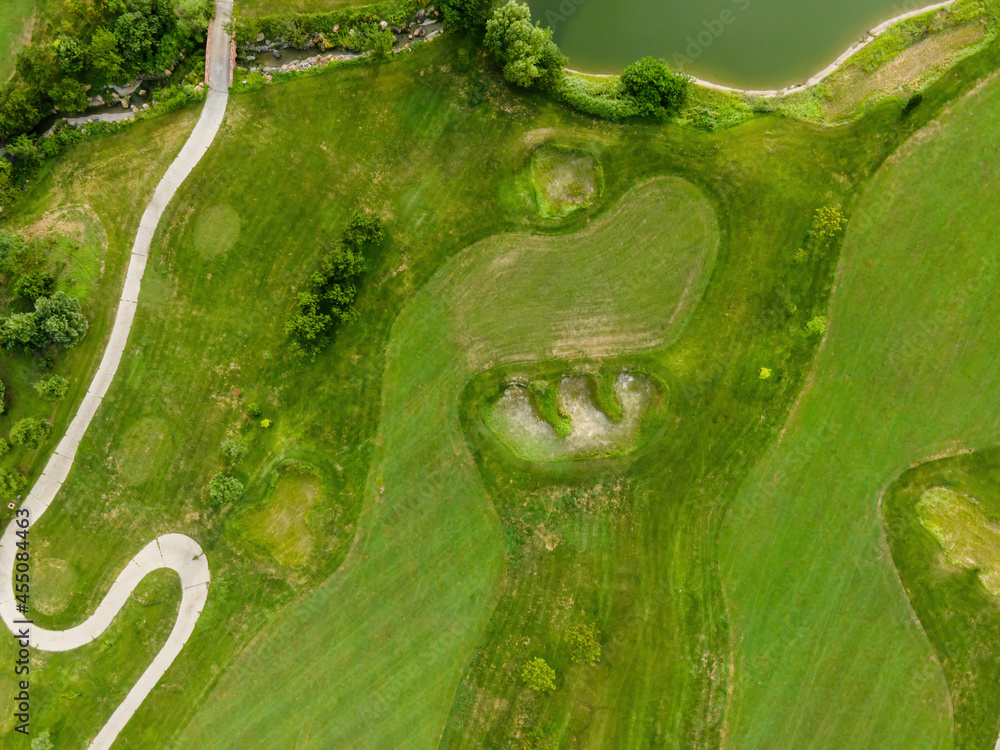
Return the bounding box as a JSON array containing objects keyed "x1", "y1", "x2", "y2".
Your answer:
[
  {"x1": 247, "y1": 402, "x2": 262, "y2": 417},
  {"x1": 0, "y1": 292, "x2": 89, "y2": 351},
  {"x1": 806, "y1": 316, "x2": 828, "y2": 336},
  {"x1": 522, "y1": 726, "x2": 557, "y2": 750},
  {"x1": 222, "y1": 434, "x2": 250, "y2": 462},
  {"x1": 811, "y1": 206, "x2": 847, "y2": 242},
  {"x1": 557, "y1": 74, "x2": 641, "y2": 121},
  {"x1": 759, "y1": 367, "x2": 772, "y2": 380},
  {"x1": 33, "y1": 374, "x2": 69, "y2": 401},
  {"x1": 31, "y1": 731, "x2": 55, "y2": 750},
  {"x1": 565, "y1": 622, "x2": 601, "y2": 665},
  {"x1": 9, "y1": 417, "x2": 51, "y2": 449},
  {"x1": 208, "y1": 473, "x2": 244, "y2": 505},
  {"x1": 520, "y1": 656, "x2": 556, "y2": 692},
  {"x1": 14, "y1": 271, "x2": 55, "y2": 302},
  {"x1": 0, "y1": 439, "x2": 9, "y2": 456},
  {"x1": 0, "y1": 378, "x2": 4, "y2": 414},
  {"x1": 485, "y1": 1, "x2": 565, "y2": 91},
  {"x1": 620, "y1": 56, "x2": 688, "y2": 117},
  {"x1": 260, "y1": 418, "x2": 271, "y2": 429},
  {"x1": 0, "y1": 467, "x2": 27, "y2": 496}
]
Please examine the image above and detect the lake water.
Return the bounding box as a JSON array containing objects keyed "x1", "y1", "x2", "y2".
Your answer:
[{"x1": 528, "y1": 0, "x2": 923, "y2": 89}]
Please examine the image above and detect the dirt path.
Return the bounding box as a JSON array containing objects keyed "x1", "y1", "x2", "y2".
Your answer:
[{"x1": 0, "y1": 1, "x2": 232, "y2": 747}]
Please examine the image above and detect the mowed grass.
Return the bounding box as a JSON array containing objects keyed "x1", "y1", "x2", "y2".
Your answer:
[
  {"x1": 0, "y1": 0, "x2": 34, "y2": 80},
  {"x1": 884, "y1": 449, "x2": 1000, "y2": 749},
  {"x1": 719, "y1": 67, "x2": 1000, "y2": 749},
  {"x1": 6, "y1": 32, "x2": 995, "y2": 750},
  {"x1": 179, "y1": 176, "x2": 719, "y2": 748}
]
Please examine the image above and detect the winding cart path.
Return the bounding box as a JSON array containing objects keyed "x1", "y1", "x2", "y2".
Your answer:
[{"x1": 0, "y1": 1, "x2": 232, "y2": 746}]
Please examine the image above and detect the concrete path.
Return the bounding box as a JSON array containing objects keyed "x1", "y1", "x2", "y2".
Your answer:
[{"x1": 0, "y1": 1, "x2": 232, "y2": 747}]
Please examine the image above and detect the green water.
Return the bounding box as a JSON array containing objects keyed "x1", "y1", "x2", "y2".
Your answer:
[{"x1": 528, "y1": 0, "x2": 925, "y2": 89}]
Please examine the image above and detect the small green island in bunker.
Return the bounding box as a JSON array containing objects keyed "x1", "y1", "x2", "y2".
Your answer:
[{"x1": 2, "y1": 0, "x2": 1000, "y2": 748}]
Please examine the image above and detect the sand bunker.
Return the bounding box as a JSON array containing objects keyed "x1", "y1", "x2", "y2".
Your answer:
[{"x1": 488, "y1": 372, "x2": 656, "y2": 461}]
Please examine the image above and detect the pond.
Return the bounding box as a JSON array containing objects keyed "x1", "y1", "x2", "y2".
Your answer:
[{"x1": 527, "y1": 0, "x2": 930, "y2": 89}]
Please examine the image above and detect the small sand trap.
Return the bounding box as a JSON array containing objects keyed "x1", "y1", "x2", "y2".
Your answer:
[{"x1": 489, "y1": 372, "x2": 655, "y2": 461}]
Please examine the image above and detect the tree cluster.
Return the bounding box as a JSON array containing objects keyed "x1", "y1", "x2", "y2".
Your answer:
[
  {"x1": 485, "y1": 1, "x2": 566, "y2": 91},
  {"x1": 520, "y1": 656, "x2": 556, "y2": 692},
  {"x1": 565, "y1": 621, "x2": 601, "y2": 665},
  {"x1": 285, "y1": 212, "x2": 383, "y2": 360},
  {"x1": 0, "y1": 292, "x2": 89, "y2": 351},
  {"x1": 0, "y1": 0, "x2": 213, "y2": 144},
  {"x1": 208, "y1": 473, "x2": 244, "y2": 506}
]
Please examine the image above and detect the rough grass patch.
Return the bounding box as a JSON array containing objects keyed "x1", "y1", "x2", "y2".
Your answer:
[{"x1": 530, "y1": 145, "x2": 603, "y2": 219}]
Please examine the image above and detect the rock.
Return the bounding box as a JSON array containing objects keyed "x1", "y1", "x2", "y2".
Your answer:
[
  {"x1": 417, "y1": 9, "x2": 426, "y2": 20},
  {"x1": 247, "y1": 55, "x2": 256, "y2": 61},
  {"x1": 380, "y1": 20, "x2": 388, "y2": 29},
  {"x1": 333, "y1": 24, "x2": 340, "y2": 32},
  {"x1": 349, "y1": 28, "x2": 355, "y2": 35},
  {"x1": 130, "y1": 104, "x2": 138, "y2": 112},
  {"x1": 142, "y1": 103, "x2": 149, "y2": 109},
  {"x1": 408, "y1": 34, "x2": 413, "y2": 39},
  {"x1": 121, "y1": 100, "x2": 130, "y2": 109},
  {"x1": 423, "y1": 17, "x2": 434, "y2": 24},
  {"x1": 273, "y1": 49, "x2": 281, "y2": 58},
  {"x1": 164, "y1": 69, "x2": 171, "y2": 76},
  {"x1": 139, "y1": 89, "x2": 146, "y2": 95},
  {"x1": 257, "y1": 32, "x2": 265, "y2": 42},
  {"x1": 414, "y1": 27, "x2": 424, "y2": 36}
]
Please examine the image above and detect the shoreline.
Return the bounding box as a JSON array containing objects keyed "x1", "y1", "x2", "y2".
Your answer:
[{"x1": 566, "y1": 0, "x2": 958, "y2": 98}]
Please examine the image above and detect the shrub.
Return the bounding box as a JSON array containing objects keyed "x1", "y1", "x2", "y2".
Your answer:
[
  {"x1": 0, "y1": 468, "x2": 27, "y2": 496},
  {"x1": 208, "y1": 473, "x2": 244, "y2": 505},
  {"x1": 222, "y1": 434, "x2": 250, "y2": 462},
  {"x1": 369, "y1": 28, "x2": 395, "y2": 59},
  {"x1": 0, "y1": 439, "x2": 9, "y2": 456},
  {"x1": 521, "y1": 656, "x2": 556, "y2": 692},
  {"x1": 806, "y1": 316, "x2": 828, "y2": 336},
  {"x1": 811, "y1": 206, "x2": 847, "y2": 242},
  {"x1": 485, "y1": 1, "x2": 565, "y2": 91},
  {"x1": 522, "y1": 726, "x2": 557, "y2": 750},
  {"x1": 247, "y1": 402, "x2": 262, "y2": 417},
  {"x1": 565, "y1": 622, "x2": 601, "y2": 665},
  {"x1": 260, "y1": 418, "x2": 272, "y2": 429},
  {"x1": 557, "y1": 74, "x2": 641, "y2": 121},
  {"x1": 33, "y1": 374, "x2": 69, "y2": 401},
  {"x1": 0, "y1": 292, "x2": 89, "y2": 351},
  {"x1": 620, "y1": 56, "x2": 689, "y2": 117},
  {"x1": 440, "y1": 0, "x2": 495, "y2": 29},
  {"x1": 0, "y1": 378, "x2": 4, "y2": 414},
  {"x1": 759, "y1": 367, "x2": 772, "y2": 380},
  {"x1": 9, "y1": 417, "x2": 51, "y2": 449},
  {"x1": 14, "y1": 272, "x2": 55, "y2": 302},
  {"x1": 31, "y1": 731, "x2": 55, "y2": 750}
]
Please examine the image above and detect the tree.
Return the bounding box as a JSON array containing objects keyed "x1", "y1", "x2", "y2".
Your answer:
[
  {"x1": 0, "y1": 438, "x2": 9, "y2": 456},
  {"x1": 485, "y1": 1, "x2": 566, "y2": 91},
  {"x1": 31, "y1": 730, "x2": 54, "y2": 750},
  {"x1": 15, "y1": 45, "x2": 57, "y2": 88},
  {"x1": 33, "y1": 291, "x2": 89, "y2": 348},
  {"x1": 9, "y1": 417, "x2": 51, "y2": 449},
  {"x1": 0, "y1": 312, "x2": 40, "y2": 350},
  {"x1": 49, "y1": 78, "x2": 88, "y2": 114},
  {"x1": 115, "y1": 11, "x2": 156, "y2": 75},
  {"x1": 0, "y1": 230, "x2": 28, "y2": 277},
  {"x1": 208, "y1": 473, "x2": 244, "y2": 505},
  {"x1": 759, "y1": 367, "x2": 772, "y2": 380},
  {"x1": 521, "y1": 656, "x2": 556, "y2": 692},
  {"x1": 174, "y1": 0, "x2": 214, "y2": 34},
  {"x1": 34, "y1": 374, "x2": 70, "y2": 401},
  {"x1": 0, "y1": 82, "x2": 40, "y2": 143},
  {"x1": 440, "y1": 0, "x2": 495, "y2": 30},
  {"x1": 369, "y1": 28, "x2": 395, "y2": 59},
  {"x1": 342, "y1": 211, "x2": 384, "y2": 253},
  {"x1": 522, "y1": 726, "x2": 557, "y2": 750},
  {"x1": 0, "y1": 467, "x2": 27, "y2": 496},
  {"x1": 55, "y1": 34, "x2": 86, "y2": 74},
  {"x1": 565, "y1": 622, "x2": 601, "y2": 665},
  {"x1": 620, "y1": 57, "x2": 689, "y2": 117},
  {"x1": 87, "y1": 28, "x2": 123, "y2": 82},
  {"x1": 7, "y1": 134, "x2": 42, "y2": 169},
  {"x1": 14, "y1": 271, "x2": 54, "y2": 301},
  {"x1": 221, "y1": 434, "x2": 249, "y2": 462}
]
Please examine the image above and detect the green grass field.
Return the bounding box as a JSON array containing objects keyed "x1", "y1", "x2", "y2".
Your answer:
[
  {"x1": 6, "y1": 20, "x2": 1000, "y2": 750},
  {"x1": 720, "y1": 65, "x2": 1000, "y2": 749},
  {"x1": 235, "y1": 0, "x2": 370, "y2": 16},
  {"x1": 0, "y1": 0, "x2": 34, "y2": 80}
]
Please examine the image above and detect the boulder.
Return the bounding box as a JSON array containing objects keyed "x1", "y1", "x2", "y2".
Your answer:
[
  {"x1": 333, "y1": 24, "x2": 340, "y2": 32},
  {"x1": 417, "y1": 9, "x2": 426, "y2": 20},
  {"x1": 256, "y1": 32, "x2": 266, "y2": 42},
  {"x1": 380, "y1": 20, "x2": 388, "y2": 29},
  {"x1": 273, "y1": 49, "x2": 281, "y2": 58}
]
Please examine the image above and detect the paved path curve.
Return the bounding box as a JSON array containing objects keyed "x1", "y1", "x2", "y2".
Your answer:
[{"x1": 0, "y1": 1, "x2": 232, "y2": 747}]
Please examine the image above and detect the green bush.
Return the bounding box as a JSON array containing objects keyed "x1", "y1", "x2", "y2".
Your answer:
[
  {"x1": 14, "y1": 271, "x2": 55, "y2": 302},
  {"x1": 806, "y1": 316, "x2": 828, "y2": 336},
  {"x1": 0, "y1": 468, "x2": 27, "y2": 496},
  {"x1": 0, "y1": 292, "x2": 89, "y2": 351},
  {"x1": 522, "y1": 726, "x2": 557, "y2": 750},
  {"x1": 247, "y1": 402, "x2": 262, "y2": 417},
  {"x1": 520, "y1": 656, "x2": 556, "y2": 692},
  {"x1": 812, "y1": 206, "x2": 847, "y2": 241},
  {"x1": 440, "y1": 0, "x2": 495, "y2": 30},
  {"x1": 31, "y1": 730, "x2": 55, "y2": 750},
  {"x1": 556, "y1": 74, "x2": 641, "y2": 121},
  {"x1": 565, "y1": 621, "x2": 601, "y2": 665},
  {"x1": 208, "y1": 473, "x2": 244, "y2": 506},
  {"x1": 620, "y1": 56, "x2": 688, "y2": 117},
  {"x1": 0, "y1": 439, "x2": 9, "y2": 456},
  {"x1": 9, "y1": 417, "x2": 51, "y2": 449},
  {"x1": 33, "y1": 374, "x2": 70, "y2": 401}
]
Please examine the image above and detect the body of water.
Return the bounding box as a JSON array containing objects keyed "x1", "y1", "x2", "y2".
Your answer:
[{"x1": 528, "y1": 0, "x2": 928, "y2": 89}]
